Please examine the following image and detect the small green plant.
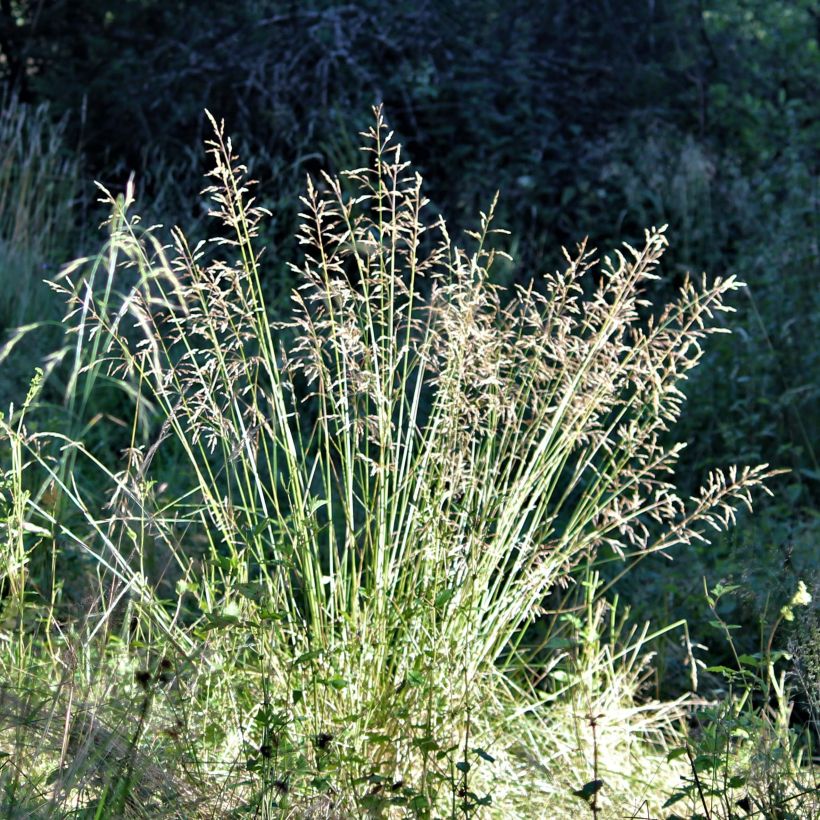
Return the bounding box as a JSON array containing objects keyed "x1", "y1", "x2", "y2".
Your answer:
[{"x1": 662, "y1": 580, "x2": 819, "y2": 819}]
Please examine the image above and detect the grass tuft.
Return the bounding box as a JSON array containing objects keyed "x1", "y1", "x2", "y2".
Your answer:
[{"x1": 0, "y1": 107, "x2": 789, "y2": 817}]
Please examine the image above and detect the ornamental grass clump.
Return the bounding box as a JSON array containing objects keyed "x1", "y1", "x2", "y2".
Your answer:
[{"x1": 0, "y1": 107, "x2": 777, "y2": 815}]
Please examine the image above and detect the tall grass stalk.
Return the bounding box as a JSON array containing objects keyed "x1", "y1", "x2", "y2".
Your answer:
[
  {"x1": 0, "y1": 92, "x2": 80, "y2": 331},
  {"x1": 0, "y1": 107, "x2": 779, "y2": 815}
]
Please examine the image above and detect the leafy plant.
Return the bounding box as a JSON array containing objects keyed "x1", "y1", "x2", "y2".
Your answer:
[{"x1": 663, "y1": 580, "x2": 819, "y2": 819}]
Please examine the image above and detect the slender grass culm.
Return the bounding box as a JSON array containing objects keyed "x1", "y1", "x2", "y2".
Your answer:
[
  {"x1": 0, "y1": 107, "x2": 782, "y2": 817},
  {"x1": 0, "y1": 92, "x2": 79, "y2": 331}
]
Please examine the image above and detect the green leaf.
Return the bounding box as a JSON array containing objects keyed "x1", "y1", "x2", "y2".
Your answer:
[
  {"x1": 710, "y1": 583, "x2": 741, "y2": 598},
  {"x1": 294, "y1": 649, "x2": 322, "y2": 665},
  {"x1": 572, "y1": 779, "x2": 604, "y2": 801},
  {"x1": 204, "y1": 723, "x2": 225, "y2": 744},
  {"x1": 360, "y1": 794, "x2": 387, "y2": 810},
  {"x1": 706, "y1": 665, "x2": 738, "y2": 676},
  {"x1": 234, "y1": 582, "x2": 265, "y2": 601},
  {"x1": 46, "y1": 766, "x2": 69, "y2": 785},
  {"x1": 203, "y1": 613, "x2": 241, "y2": 630},
  {"x1": 308, "y1": 498, "x2": 328, "y2": 515},
  {"x1": 709, "y1": 619, "x2": 740, "y2": 631},
  {"x1": 366, "y1": 733, "x2": 392, "y2": 743},
  {"x1": 412, "y1": 736, "x2": 439, "y2": 753},
  {"x1": 434, "y1": 588, "x2": 455, "y2": 608},
  {"x1": 692, "y1": 754, "x2": 715, "y2": 773},
  {"x1": 406, "y1": 670, "x2": 426, "y2": 687},
  {"x1": 663, "y1": 790, "x2": 690, "y2": 808},
  {"x1": 473, "y1": 747, "x2": 495, "y2": 763},
  {"x1": 738, "y1": 654, "x2": 761, "y2": 666},
  {"x1": 437, "y1": 744, "x2": 459, "y2": 759},
  {"x1": 560, "y1": 186, "x2": 576, "y2": 206},
  {"x1": 455, "y1": 761, "x2": 471, "y2": 773},
  {"x1": 545, "y1": 637, "x2": 576, "y2": 649},
  {"x1": 244, "y1": 518, "x2": 274, "y2": 542},
  {"x1": 667, "y1": 747, "x2": 687, "y2": 762}
]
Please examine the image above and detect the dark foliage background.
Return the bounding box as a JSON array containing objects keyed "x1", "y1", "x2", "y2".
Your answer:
[{"x1": 1, "y1": 0, "x2": 817, "y2": 696}]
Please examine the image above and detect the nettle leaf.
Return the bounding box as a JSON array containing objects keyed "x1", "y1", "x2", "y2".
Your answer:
[
  {"x1": 473, "y1": 747, "x2": 495, "y2": 763},
  {"x1": 434, "y1": 587, "x2": 456, "y2": 608},
  {"x1": 663, "y1": 790, "x2": 690, "y2": 808},
  {"x1": 572, "y1": 779, "x2": 604, "y2": 802},
  {"x1": 738, "y1": 653, "x2": 761, "y2": 666},
  {"x1": 412, "y1": 736, "x2": 440, "y2": 753},
  {"x1": 243, "y1": 518, "x2": 275, "y2": 542},
  {"x1": 706, "y1": 665, "x2": 739, "y2": 677},
  {"x1": 258, "y1": 607, "x2": 283, "y2": 621},
  {"x1": 234, "y1": 581, "x2": 266, "y2": 601},
  {"x1": 294, "y1": 649, "x2": 323, "y2": 665},
  {"x1": 360, "y1": 794, "x2": 387, "y2": 811},
  {"x1": 710, "y1": 582, "x2": 741, "y2": 598},
  {"x1": 203, "y1": 607, "x2": 242, "y2": 630},
  {"x1": 709, "y1": 620, "x2": 741, "y2": 631},
  {"x1": 406, "y1": 669, "x2": 426, "y2": 687},
  {"x1": 692, "y1": 754, "x2": 716, "y2": 773},
  {"x1": 366, "y1": 733, "x2": 392, "y2": 743},
  {"x1": 545, "y1": 636, "x2": 576, "y2": 650}
]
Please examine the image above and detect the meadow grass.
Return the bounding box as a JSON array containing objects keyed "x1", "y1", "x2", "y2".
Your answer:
[
  {"x1": 0, "y1": 92, "x2": 80, "y2": 331},
  {"x1": 0, "y1": 107, "x2": 811, "y2": 817}
]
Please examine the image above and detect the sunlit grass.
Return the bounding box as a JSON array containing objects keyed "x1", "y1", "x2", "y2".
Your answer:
[{"x1": 0, "y1": 107, "x2": 806, "y2": 818}]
